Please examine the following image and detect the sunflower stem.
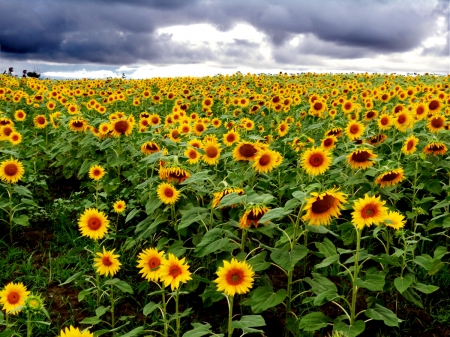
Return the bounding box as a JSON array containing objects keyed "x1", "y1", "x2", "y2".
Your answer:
[
  {"x1": 111, "y1": 282, "x2": 115, "y2": 330},
  {"x1": 227, "y1": 295, "x2": 234, "y2": 337},
  {"x1": 175, "y1": 289, "x2": 180, "y2": 337},
  {"x1": 285, "y1": 269, "x2": 294, "y2": 337},
  {"x1": 350, "y1": 227, "x2": 361, "y2": 325},
  {"x1": 8, "y1": 184, "x2": 13, "y2": 244},
  {"x1": 240, "y1": 229, "x2": 247, "y2": 254},
  {"x1": 94, "y1": 241, "x2": 101, "y2": 307},
  {"x1": 162, "y1": 291, "x2": 168, "y2": 337},
  {"x1": 27, "y1": 311, "x2": 31, "y2": 337}
]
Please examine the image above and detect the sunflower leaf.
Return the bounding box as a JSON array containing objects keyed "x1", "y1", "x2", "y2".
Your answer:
[
  {"x1": 365, "y1": 304, "x2": 402, "y2": 327},
  {"x1": 218, "y1": 192, "x2": 246, "y2": 208},
  {"x1": 299, "y1": 312, "x2": 332, "y2": 331},
  {"x1": 334, "y1": 320, "x2": 365, "y2": 337},
  {"x1": 250, "y1": 287, "x2": 286, "y2": 313},
  {"x1": 259, "y1": 207, "x2": 292, "y2": 223},
  {"x1": 270, "y1": 245, "x2": 308, "y2": 271}
]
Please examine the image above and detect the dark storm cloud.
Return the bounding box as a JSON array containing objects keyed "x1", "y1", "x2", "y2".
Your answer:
[{"x1": 0, "y1": 0, "x2": 443, "y2": 66}]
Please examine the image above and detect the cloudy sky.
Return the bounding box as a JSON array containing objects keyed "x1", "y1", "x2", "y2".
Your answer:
[{"x1": 0, "y1": 0, "x2": 448, "y2": 79}]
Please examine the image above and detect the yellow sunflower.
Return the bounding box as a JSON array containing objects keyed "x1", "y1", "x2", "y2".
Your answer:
[
  {"x1": 214, "y1": 258, "x2": 255, "y2": 297},
  {"x1": 347, "y1": 149, "x2": 377, "y2": 170},
  {"x1": 111, "y1": 118, "x2": 133, "y2": 137},
  {"x1": 8, "y1": 131, "x2": 22, "y2": 145},
  {"x1": 384, "y1": 211, "x2": 406, "y2": 230},
  {"x1": 321, "y1": 135, "x2": 338, "y2": 151},
  {"x1": 223, "y1": 130, "x2": 240, "y2": 147},
  {"x1": 59, "y1": 326, "x2": 94, "y2": 337},
  {"x1": 113, "y1": 200, "x2": 126, "y2": 213},
  {"x1": 14, "y1": 110, "x2": 26, "y2": 121},
  {"x1": 427, "y1": 115, "x2": 446, "y2": 133},
  {"x1": 33, "y1": 115, "x2": 48, "y2": 129},
  {"x1": 393, "y1": 112, "x2": 413, "y2": 132},
  {"x1": 202, "y1": 140, "x2": 221, "y2": 165},
  {"x1": 68, "y1": 118, "x2": 88, "y2": 132},
  {"x1": 302, "y1": 188, "x2": 347, "y2": 226},
  {"x1": 89, "y1": 165, "x2": 105, "y2": 181},
  {"x1": 351, "y1": 194, "x2": 388, "y2": 230},
  {"x1": 0, "y1": 158, "x2": 25, "y2": 184},
  {"x1": 184, "y1": 147, "x2": 201, "y2": 165},
  {"x1": 401, "y1": 135, "x2": 419, "y2": 155},
  {"x1": 301, "y1": 147, "x2": 332, "y2": 176},
  {"x1": 239, "y1": 204, "x2": 270, "y2": 229},
  {"x1": 212, "y1": 187, "x2": 245, "y2": 208},
  {"x1": 94, "y1": 246, "x2": 121, "y2": 277},
  {"x1": 366, "y1": 134, "x2": 387, "y2": 146},
  {"x1": 78, "y1": 208, "x2": 110, "y2": 240},
  {"x1": 140, "y1": 141, "x2": 160, "y2": 155},
  {"x1": 232, "y1": 142, "x2": 259, "y2": 161},
  {"x1": 345, "y1": 121, "x2": 365, "y2": 140},
  {"x1": 137, "y1": 248, "x2": 167, "y2": 281},
  {"x1": 424, "y1": 141, "x2": 447, "y2": 156},
  {"x1": 252, "y1": 149, "x2": 281, "y2": 174},
  {"x1": 156, "y1": 182, "x2": 180, "y2": 205},
  {"x1": 377, "y1": 113, "x2": 393, "y2": 130},
  {"x1": 375, "y1": 168, "x2": 405, "y2": 188},
  {"x1": 159, "y1": 164, "x2": 191, "y2": 183},
  {"x1": 159, "y1": 254, "x2": 192, "y2": 291},
  {"x1": 0, "y1": 282, "x2": 30, "y2": 315}
]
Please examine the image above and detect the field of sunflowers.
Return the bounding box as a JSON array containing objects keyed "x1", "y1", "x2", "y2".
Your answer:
[{"x1": 0, "y1": 72, "x2": 449, "y2": 337}]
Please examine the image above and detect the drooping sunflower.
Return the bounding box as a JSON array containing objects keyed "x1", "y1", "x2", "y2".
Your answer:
[
  {"x1": 159, "y1": 254, "x2": 192, "y2": 291},
  {"x1": 94, "y1": 246, "x2": 121, "y2": 277},
  {"x1": 111, "y1": 118, "x2": 133, "y2": 137},
  {"x1": 423, "y1": 141, "x2": 447, "y2": 156},
  {"x1": 137, "y1": 248, "x2": 167, "y2": 281},
  {"x1": 377, "y1": 113, "x2": 393, "y2": 130},
  {"x1": 214, "y1": 258, "x2": 255, "y2": 297},
  {"x1": 202, "y1": 140, "x2": 221, "y2": 165},
  {"x1": 351, "y1": 194, "x2": 388, "y2": 230},
  {"x1": 140, "y1": 141, "x2": 160, "y2": 155},
  {"x1": 345, "y1": 121, "x2": 365, "y2": 140},
  {"x1": 59, "y1": 326, "x2": 94, "y2": 337},
  {"x1": 347, "y1": 149, "x2": 377, "y2": 170},
  {"x1": 252, "y1": 149, "x2": 281, "y2": 174},
  {"x1": 427, "y1": 115, "x2": 446, "y2": 133},
  {"x1": 78, "y1": 208, "x2": 110, "y2": 240},
  {"x1": 301, "y1": 147, "x2": 332, "y2": 176},
  {"x1": 184, "y1": 147, "x2": 201, "y2": 165},
  {"x1": 89, "y1": 165, "x2": 105, "y2": 181},
  {"x1": 321, "y1": 135, "x2": 338, "y2": 151},
  {"x1": 113, "y1": 200, "x2": 126, "y2": 213},
  {"x1": 0, "y1": 282, "x2": 30, "y2": 315},
  {"x1": 239, "y1": 204, "x2": 270, "y2": 229},
  {"x1": 366, "y1": 134, "x2": 387, "y2": 146},
  {"x1": 0, "y1": 158, "x2": 25, "y2": 184},
  {"x1": 212, "y1": 187, "x2": 245, "y2": 208},
  {"x1": 68, "y1": 117, "x2": 88, "y2": 132},
  {"x1": 159, "y1": 164, "x2": 191, "y2": 183},
  {"x1": 156, "y1": 182, "x2": 180, "y2": 205},
  {"x1": 384, "y1": 211, "x2": 406, "y2": 230},
  {"x1": 33, "y1": 115, "x2": 48, "y2": 129},
  {"x1": 302, "y1": 188, "x2": 347, "y2": 226},
  {"x1": 325, "y1": 127, "x2": 343, "y2": 138},
  {"x1": 375, "y1": 168, "x2": 405, "y2": 188},
  {"x1": 401, "y1": 135, "x2": 419, "y2": 155}
]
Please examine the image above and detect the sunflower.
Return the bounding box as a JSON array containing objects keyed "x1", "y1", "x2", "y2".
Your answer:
[
  {"x1": 363, "y1": 110, "x2": 378, "y2": 122},
  {"x1": 423, "y1": 141, "x2": 447, "y2": 156},
  {"x1": 8, "y1": 132, "x2": 22, "y2": 145},
  {"x1": 113, "y1": 200, "x2": 126, "y2": 213},
  {"x1": 202, "y1": 140, "x2": 221, "y2": 165},
  {"x1": 140, "y1": 141, "x2": 160, "y2": 155},
  {"x1": 427, "y1": 115, "x2": 446, "y2": 133},
  {"x1": 367, "y1": 134, "x2": 387, "y2": 146},
  {"x1": 149, "y1": 114, "x2": 161, "y2": 126},
  {"x1": 252, "y1": 149, "x2": 281, "y2": 174},
  {"x1": 243, "y1": 119, "x2": 255, "y2": 131},
  {"x1": 375, "y1": 168, "x2": 405, "y2": 188},
  {"x1": 345, "y1": 121, "x2": 365, "y2": 140},
  {"x1": 33, "y1": 115, "x2": 48, "y2": 128},
  {"x1": 393, "y1": 112, "x2": 412, "y2": 132},
  {"x1": 159, "y1": 164, "x2": 191, "y2": 183},
  {"x1": 212, "y1": 187, "x2": 245, "y2": 208},
  {"x1": 215, "y1": 258, "x2": 254, "y2": 297},
  {"x1": 137, "y1": 248, "x2": 167, "y2": 281},
  {"x1": 156, "y1": 182, "x2": 180, "y2": 205},
  {"x1": 59, "y1": 326, "x2": 94, "y2": 337},
  {"x1": 347, "y1": 149, "x2": 377, "y2": 170},
  {"x1": 25, "y1": 294, "x2": 44, "y2": 313},
  {"x1": 401, "y1": 135, "x2": 419, "y2": 155},
  {"x1": 277, "y1": 122, "x2": 289, "y2": 137},
  {"x1": 342, "y1": 100, "x2": 355, "y2": 114},
  {"x1": 321, "y1": 135, "x2": 338, "y2": 151},
  {"x1": 239, "y1": 204, "x2": 270, "y2": 229},
  {"x1": 78, "y1": 208, "x2": 110, "y2": 240},
  {"x1": 0, "y1": 158, "x2": 25, "y2": 184},
  {"x1": 159, "y1": 254, "x2": 192, "y2": 290},
  {"x1": 223, "y1": 130, "x2": 240, "y2": 147},
  {"x1": 233, "y1": 142, "x2": 259, "y2": 161},
  {"x1": 384, "y1": 211, "x2": 406, "y2": 230},
  {"x1": 310, "y1": 100, "x2": 327, "y2": 115},
  {"x1": 0, "y1": 282, "x2": 30, "y2": 315},
  {"x1": 14, "y1": 110, "x2": 26, "y2": 121},
  {"x1": 89, "y1": 165, "x2": 105, "y2": 181},
  {"x1": 301, "y1": 147, "x2": 332, "y2": 176},
  {"x1": 377, "y1": 114, "x2": 393, "y2": 130},
  {"x1": 94, "y1": 246, "x2": 121, "y2": 277},
  {"x1": 413, "y1": 103, "x2": 428, "y2": 120},
  {"x1": 111, "y1": 118, "x2": 133, "y2": 137},
  {"x1": 193, "y1": 122, "x2": 206, "y2": 136},
  {"x1": 428, "y1": 99, "x2": 442, "y2": 114},
  {"x1": 302, "y1": 188, "x2": 347, "y2": 226},
  {"x1": 352, "y1": 194, "x2": 388, "y2": 230},
  {"x1": 325, "y1": 127, "x2": 343, "y2": 138},
  {"x1": 184, "y1": 147, "x2": 201, "y2": 165}
]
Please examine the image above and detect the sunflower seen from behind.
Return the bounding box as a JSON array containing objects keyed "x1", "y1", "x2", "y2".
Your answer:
[
  {"x1": 0, "y1": 282, "x2": 30, "y2": 315},
  {"x1": 78, "y1": 208, "x2": 110, "y2": 240},
  {"x1": 159, "y1": 254, "x2": 192, "y2": 291},
  {"x1": 215, "y1": 258, "x2": 254, "y2": 297},
  {"x1": 94, "y1": 247, "x2": 121, "y2": 277}
]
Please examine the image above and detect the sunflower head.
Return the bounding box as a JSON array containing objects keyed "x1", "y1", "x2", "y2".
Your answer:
[
  {"x1": 401, "y1": 135, "x2": 419, "y2": 155},
  {"x1": 301, "y1": 147, "x2": 332, "y2": 176},
  {"x1": 212, "y1": 187, "x2": 245, "y2": 208},
  {"x1": 113, "y1": 200, "x2": 126, "y2": 213},
  {"x1": 302, "y1": 188, "x2": 348, "y2": 226},
  {"x1": 156, "y1": 182, "x2": 180, "y2": 205},
  {"x1": 384, "y1": 211, "x2": 406, "y2": 230},
  {"x1": 347, "y1": 148, "x2": 377, "y2": 170},
  {"x1": 25, "y1": 294, "x2": 44, "y2": 313},
  {"x1": 214, "y1": 258, "x2": 255, "y2": 297},
  {"x1": 351, "y1": 194, "x2": 388, "y2": 230},
  {"x1": 159, "y1": 163, "x2": 191, "y2": 184},
  {"x1": 0, "y1": 282, "x2": 30, "y2": 315},
  {"x1": 375, "y1": 168, "x2": 405, "y2": 188},
  {"x1": 137, "y1": 248, "x2": 167, "y2": 281},
  {"x1": 159, "y1": 254, "x2": 192, "y2": 291},
  {"x1": 239, "y1": 204, "x2": 270, "y2": 229},
  {"x1": 94, "y1": 246, "x2": 122, "y2": 277},
  {"x1": 0, "y1": 158, "x2": 25, "y2": 184},
  {"x1": 89, "y1": 165, "x2": 105, "y2": 181},
  {"x1": 78, "y1": 208, "x2": 110, "y2": 240},
  {"x1": 59, "y1": 326, "x2": 94, "y2": 337}
]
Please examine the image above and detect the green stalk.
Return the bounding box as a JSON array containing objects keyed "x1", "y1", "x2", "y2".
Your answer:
[
  {"x1": 27, "y1": 311, "x2": 31, "y2": 337},
  {"x1": 175, "y1": 289, "x2": 180, "y2": 337},
  {"x1": 94, "y1": 241, "x2": 101, "y2": 307},
  {"x1": 162, "y1": 291, "x2": 168, "y2": 337},
  {"x1": 7, "y1": 184, "x2": 13, "y2": 244},
  {"x1": 227, "y1": 295, "x2": 234, "y2": 337},
  {"x1": 111, "y1": 282, "x2": 115, "y2": 329},
  {"x1": 241, "y1": 229, "x2": 247, "y2": 254},
  {"x1": 350, "y1": 228, "x2": 361, "y2": 325}
]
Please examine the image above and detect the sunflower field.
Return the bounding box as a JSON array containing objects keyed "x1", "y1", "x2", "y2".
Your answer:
[{"x1": 0, "y1": 72, "x2": 449, "y2": 337}]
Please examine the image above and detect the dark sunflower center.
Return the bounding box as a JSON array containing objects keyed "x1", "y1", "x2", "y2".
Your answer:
[
  {"x1": 146, "y1": 143, "x2": 158, "y2": 151},
  {"x1": 259, "y1": 154, "x2": 271, "y2": 166},
  {"x1": 93, "y1": 169, "x2": 101, "y2": 176},
  {"x1": 344, "y1": 103, "x2": 352, "y2": 110},
  {"x1": 350, "y1": 125, "x2": 360, "y2": 134},
  {"x1": 381, "y1": 94, "x2": 388, "y2": 100},
  {"x1": 102, "y1": 256, "x2": 113, "y2": 266},
  {"x1": 4, "y1": 163, "x2": 18, "y2": 176},
  {"x1": 227, "y1": 134, "x2": 236, "y2": 142},
  {"x1": 206, "y1": 146, "x2": 218, "y2": 158},
  {"x1": 381, "y1": 172, "x2": 399, "y2": 182},
  {"x1": 366, "y1": 111, "x2": 375, "y2": 119},
  {"x1": 323, "y1": 138, "x2": 333, "y2": 147},
  {"x1": 196, "y1": 124, "x2": 204, "y2": 132},
  {"x1": 361, "y1": 204, "x2": 377, "y2": 218},
  {"x1": 416, "y1": 106, "x2": 425, "y2": 115},
  {"x1": 309, "y1": 154, "x2": 324, "y2": 167},
  {"x1": 429, "y1": 143, "x2": 444, "y2": 151},
  {"x1": 37, "y1": 117, "x2": 45, "y2": 124},
  {"x1": 164, "y1": 188, "x2": 174, "y2": 198},
  {"x1": 428, "y1": 100, "x2": 439, "y2": 111},
  {"x1": 380, "y1": 117, "x2": 389, "y2": 125},
  {"x1": 314, "y1": 102, "x2": 323, "y2": 110},
  {"x1": 148, "y1": 257, "x2": 160, "y2": 269},
  {"x1": 352, "y1": 151, "x2": 370, "y2": 162},
  {"x1": 189, "y1": 151, "x2": 197, "y2": 159},
  {"x1": 171, "y1": 130, "x2": 180, "y2": 139},
  {"x1": 88, "y1": 216, "x2": 102, "y2": 230},
  {"x1": 226, "y1": 269, "x2": 244, "y2": 285},
  {"x1": 115, "y1": 121, "x2": 129, "y2": 133},
  {"x1": 397, "y1": 115, "x2": 406, "y2": 124},
  {"x1": 7, "y1": 292, "x2": 20, "y2": 304},
  {"x1": 431, "y1": 117, "x2": 443, "y2": 128},
  {"x1": 406, "y1": 140, "x2": 414, "y2": 150},
  {"x1": 239, "y1": 144, "x2": 257, "y2": 158},
  {"x1": 311, "y1": 194, "x2": 335, "y2": 214},
  {"x1": 169, "y1": 265, "x2": 181, "y2": 277}
]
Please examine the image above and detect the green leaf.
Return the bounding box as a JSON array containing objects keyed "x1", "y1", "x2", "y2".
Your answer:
[
  {"x1": 12, "y1": 214, "x2": 29, "y2": 226},
  {"x1": 270, "y1": 245, "x2": 308, "y2": 271},
  {"x1": 334, "y1": 320, "x2": 365, "y2": 337},
  {"x1": 95, "y1": 306, "x2": 109, "y2": 317},
  {"x1": 304, "y1": 273, "x2": 337, "y2": 295},
  {"x1": 247, "y1": 251, "x2": 271, "y2": 272},
  {"x1": 13, "y1": 185, "x2": 32, "y2": 197},
  {"x1": 258, "y1": 207, "x2": 292, "y2": 223},
  {"x1": 118, "y1": 327, "x2": 145, "y2": 337},
  {"x1": 143, "y1": 302, "x2": 159, "y2": 316},
  {"x1": 355, "y1": 274, "x2": 385, "y2": 291},
  {"x1": 313, "y1": 289, "x2": 338, "y2": 306},
  {"x1": 402, "y1": 288, "x2": 423, "y2": 308},
  {"x1": 414, "y1": 283, "x2": 439, "y2": 294},
  {"x1": 78, "y1": 288, "x2": 95, "y2": 302},
  {"x1": 194, "y1": 228, "x2": 230, "y2": 257},
  {"x1": 80, "y1": 316, "x2": 102, "y2": 325},
  {"x1": 250, "y1": 287, "x2": 286, "y2": 313},
  {"x1": 315, "y1": 238, "x2": 337, "y2": 257},
  {"x1": 181, "y1": 170, "x2": 211, "y2": 185},
  {"x1": 105, "y1": 279, "x2": 134, "y2": 294},
  {"x1": 145, "y1": 196, "x2": 163, "y2": 215},
  {"x1": 365, "y1": 304, "x2": 402, "y2": 327},
  {"x1": 179, "y1": 207, "x2": 209, "y2": 230},
  {"x1": 433, "y1": 246, "x2": 448, "y2": 260},
  {"x1": 299, "y1": 312, "x2": 332, "y2": 331},
  {"x1": 232, "y1": 315, "x2": 265, "y2": 334},
  {"x1": 314, "y1": 254, "x2": 339, "y2": 269},
  {"x1": 0, "y1": 331, "x2": 15, "y2": 337},
  {"x1": 394, "y1": 275, "x2": 413, "y2": 294},
  {"x1": 182, "y1": 323, "x2": 219, "y2": 337},
  {"x1": 125, "y1": 208, "x2": 140, "y2": 223},
  {"x1": 218, "y1": 192, "x2": 246, "y2": 208}
]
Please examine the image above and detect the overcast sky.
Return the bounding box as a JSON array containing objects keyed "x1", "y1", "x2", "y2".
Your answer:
[{"x1": 0, "y1": 0, "x2": 448, "y2": 79}]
